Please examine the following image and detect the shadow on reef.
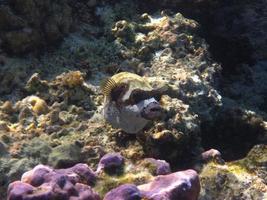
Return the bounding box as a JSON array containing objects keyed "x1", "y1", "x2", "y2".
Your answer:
[{"x1": 200, "y1": 107, "x2": 266, "y2": 161}]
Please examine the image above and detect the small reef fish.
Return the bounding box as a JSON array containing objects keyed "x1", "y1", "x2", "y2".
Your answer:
[{"x1": 101, "y1": 72, "x2": 164, "y2": 133}]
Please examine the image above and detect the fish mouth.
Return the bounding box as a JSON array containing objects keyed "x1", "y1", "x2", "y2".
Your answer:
[{"x1": 141, "y1": 101, "x2": 163, "y2": 120}]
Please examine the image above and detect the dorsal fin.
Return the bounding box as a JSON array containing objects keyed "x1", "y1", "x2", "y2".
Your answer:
[{"x1": 100, "y1": 77, "x2": 117, "y2": 98}]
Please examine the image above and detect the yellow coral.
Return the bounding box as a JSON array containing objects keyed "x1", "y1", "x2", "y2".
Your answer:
[{"x1": 28, "y1": 96, "x2": 49, "y2": 115}]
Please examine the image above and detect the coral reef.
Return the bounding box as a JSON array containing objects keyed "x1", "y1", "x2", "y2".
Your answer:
[{"x1": 0, "y1": 0, "x2": 267, "y2": 199}]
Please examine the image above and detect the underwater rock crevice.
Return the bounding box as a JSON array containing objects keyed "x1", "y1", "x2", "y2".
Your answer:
[{"x1": 200, "y1": 107, "x2": 266, "y2": 161}]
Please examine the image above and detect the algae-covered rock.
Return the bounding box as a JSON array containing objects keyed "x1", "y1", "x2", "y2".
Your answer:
[
  {"x1": 139, "y1": 95, "x2": 202, "y2": 166},
  {"x1": 0, "y1": 0, "x2": 73, "y2": 54},
  {"x1": 199, "y1": 145, "x2": 267, "y2": 200},
  {"x1": 20, "y1": 138, "x2": 52, "y2": 164},
  {"x1": 25, "y1": 71, "x2": 95, "y2": 109},
  {"x1": 48, "y1": 143, "x2": 82, "y2": 168},
  {"x1": 139, "y1": 158, "x2": 171, "y2": 176},
  {"x1": 7, "y1": 158, "x2": 36, "y2": 182}
]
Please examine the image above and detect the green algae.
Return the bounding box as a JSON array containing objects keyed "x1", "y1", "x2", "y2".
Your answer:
[
  {"x1": 48, "y1": 142, "x2": 82, "y2": 168},
  {"x1": 95, "y1": 171, "x2": 153, "y2": 198}
]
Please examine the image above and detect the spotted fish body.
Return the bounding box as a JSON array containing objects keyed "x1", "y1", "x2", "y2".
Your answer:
[{"x1": 101, "y1": 72, "x2": 163, "y2": 133}]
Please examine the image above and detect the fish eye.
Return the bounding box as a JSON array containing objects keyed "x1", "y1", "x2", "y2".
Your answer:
[
  {"x1": 153, "y1": 91, "x2": 162, "y2": 101},
  {"x1": 130, "y1": 90, "x2": 149, "y2": 104}
]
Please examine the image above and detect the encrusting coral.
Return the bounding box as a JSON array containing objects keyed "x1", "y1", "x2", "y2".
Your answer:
[{"x1": 7, "y1": 153, "x2": 200, "y2": 200}]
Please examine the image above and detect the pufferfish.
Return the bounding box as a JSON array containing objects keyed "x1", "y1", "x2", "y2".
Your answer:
[{"x1": 101, "y1": 72, "x2": 164, "y2": 134}]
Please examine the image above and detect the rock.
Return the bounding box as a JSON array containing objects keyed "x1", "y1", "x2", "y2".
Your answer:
[
  {"x1": 93, "y1": 153, "x2": 154, "y2": 197},
  {"x1": 18, "y1": 106, "x2": 34, "y2": 122},
  {"x1": 103, "y1": 184, "x2": 141, "y2": 200},
  {"x1": 97, "y1": 153, "x2": 124, "y2": 173},
  {"x1": 7, "y1": 158, "x2": 36, "y2": 182},
  {"x1": 140, "y1": 96, "x2": 202, "y2": 167},
  {"x1": 109, "y1": 11, "x2": 222, "y2": 167},
  {"x1": 0, "y1": 6, "x2": 26, "y2": 30},
  {"x1": 143, "y1": 0, "x2": 205, "y2": 7},
  {"x1": 25, "y1": 73, "x2": 49, "y2": 94},
  {"x1": 139, "y1": 169, "x2": 200, "y2": 200},
  {"x1": 48, "y1": 143, "x2": 82, "y2": 168}
]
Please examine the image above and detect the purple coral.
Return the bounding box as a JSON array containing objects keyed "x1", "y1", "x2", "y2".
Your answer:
[
  {"x1": 65, "y1": 163, "x2": 97, "y2": 185},
  {"x1": 7, "y1": 154, "x2": 201, "y2": 200},
  {"x1": 103, "y1": 184, "x2": 142, "y2": 200},
  {"x1": 8, "y1": 164, "x2": 99, "y2": 200},
  {"x1": 7, "y1": 181, "x2": 35, "y2": 200},
  {"x1": 104, "y1": 169, "x2": 200, "y2": 200},
  {"x1": 201, "y1": 149, "x2": 224, "y2": 164},
  {"x1": 138, "y1": 169, "x2": 200, "y2": 200},
  {"x1": 97, "y1": 153, "x2": 124, "y2": 173},
  {"x1": 21, "y1": 164, "x2": 52, "y2": 187}
]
